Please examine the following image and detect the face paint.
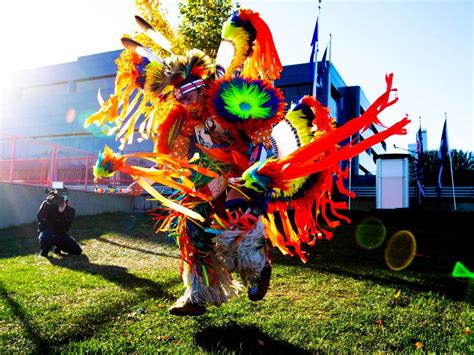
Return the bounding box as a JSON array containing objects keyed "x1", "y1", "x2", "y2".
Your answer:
[{"x1": 179, "y1": 90, "x2": 200, "y2": 106}]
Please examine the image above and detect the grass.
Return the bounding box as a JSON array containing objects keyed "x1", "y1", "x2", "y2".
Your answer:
[{"x1": 0, "y1": 212, "x2": 472, "y2": 353}]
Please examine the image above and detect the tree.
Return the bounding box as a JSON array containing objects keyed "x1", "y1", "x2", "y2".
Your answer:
[
  {"x1": 178, "y1": 0, "x2": 234, "y2": 58},
  {"x1": 134, "y1": 0, "x2": 181, "y2": 57},
  {"x1": 133, "y1": 0, "x2": 233, "y2": 58},
  {"x1": 410, "y1": 149, "x2": 473, "y2": 186}
]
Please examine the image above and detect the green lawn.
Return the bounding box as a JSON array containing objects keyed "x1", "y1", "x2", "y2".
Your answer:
[{"x1": 0, "y1": 212, "x2": 472, "y2": 353}]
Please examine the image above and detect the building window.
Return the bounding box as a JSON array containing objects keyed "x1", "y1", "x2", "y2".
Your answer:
[
  {"x1": 329, "y1": 85, "x2": 341, "y2": 121},
  {"x1": 359, "y1": 135, "x2": 372, "y2": 155},
  {"x1": 331, "y1": 85, "x2": 341, "y2": 100},
  {"x1": 369, "y1": 123, "x2": 387, "y2": 151},
  {"x1": 21, "y1": 82, "x2": 68, "y2": 98},
  {"x1": 372, "y1": 149, "x2": 379, "y2": 163},
  {"x1": 279, "y1": 84, "x2": 312, "y2": 105},
  {"x1": 359, "y1": 164, "x2": 371, "y2": 175},
  {"x1": 75, "y1": 76, "x2": 115, "y2": 93}
]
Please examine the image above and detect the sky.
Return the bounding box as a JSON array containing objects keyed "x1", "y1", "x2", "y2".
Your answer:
[{"x1": 0, "y1": 0, "x2": 472, "y2": 152}]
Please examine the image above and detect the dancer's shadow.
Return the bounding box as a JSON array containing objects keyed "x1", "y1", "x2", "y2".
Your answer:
[
  {"x1": 1, "y1": 258, "x2": 180, "y2": 351},
  {"x1": 48, "y1": 254, "x2": 177, "y2": 299},
  {"x1": 96, "y1": 238, "x2": 180, "y2": 259},
  {"x1": 0, "y1": 280, "x2": 50, "y2": 353},
  {"x1": 195, "y1": 322, "x2": 313, "y2": 354}
]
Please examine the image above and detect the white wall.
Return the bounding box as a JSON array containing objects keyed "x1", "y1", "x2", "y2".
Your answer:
[{"x1": 0, "y1": 183, "x2": 135, "y2": 229}]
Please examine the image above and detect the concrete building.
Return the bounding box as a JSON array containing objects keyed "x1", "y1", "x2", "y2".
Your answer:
[
  {"x1": 275, "y1": 62, "x2": 387, "y2": 180},
  {"x1": 1, "y1": 50, "x2": 153, "y2": 159},
  {"x1": 408, "y1": 128, "x2": 428, "y2": 157},
  {"x1": 1, "y1": 50, "x2": 386, "y2": 184}
]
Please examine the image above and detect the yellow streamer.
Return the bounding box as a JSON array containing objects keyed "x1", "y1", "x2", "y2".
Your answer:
[{"x1": 136, "y1": 177, "x2": 205, "y2": 222}]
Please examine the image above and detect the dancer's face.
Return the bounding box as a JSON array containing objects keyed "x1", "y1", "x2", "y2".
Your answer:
[
  {"x1": 177, "y1": 89, "x2": 205, "y2": 116},
  {"x1": 179, "y1": 90, "x2": 200, "y2": 106}
]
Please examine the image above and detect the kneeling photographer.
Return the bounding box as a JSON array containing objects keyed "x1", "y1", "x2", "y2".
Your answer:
[{"x1": 37, "y1": 183, "x2": 82, "y2": 257}]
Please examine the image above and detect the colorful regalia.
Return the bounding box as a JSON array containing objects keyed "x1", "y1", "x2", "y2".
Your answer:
[{"x1": 86, "y1": 6, "x2": 409, "y2": 315}]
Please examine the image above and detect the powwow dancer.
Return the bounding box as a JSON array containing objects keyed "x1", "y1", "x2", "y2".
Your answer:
[{"x1": 86, "y1": 6, "x2": 409, "y2": 316}]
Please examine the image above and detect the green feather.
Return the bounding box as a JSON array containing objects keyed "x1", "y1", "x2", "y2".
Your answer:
[{"x1": 221, "y1": 82, "x2": 271, "y2": 119}]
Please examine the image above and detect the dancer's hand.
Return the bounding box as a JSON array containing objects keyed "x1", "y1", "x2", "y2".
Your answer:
[{"x1": 240, "y1": 161, "x2": 271, "y2": 192}]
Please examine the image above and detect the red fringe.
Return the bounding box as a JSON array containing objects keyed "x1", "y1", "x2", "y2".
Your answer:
[
  {"x1": 260, "y1": 75, "x2": 409, "y2": 263},
  {"x1": 239, "y1": 9, "x2": 283, "y2": 80},
  {"x1": 154, "y1": 103, "x2": 187, "y2": 154},
  {"x1": 196, "y1": 144, "x2": 249, "y2": 173},
  {"x1": 259, "y1": 74, "x2": 410, "y2": 187},
  {"x1": 300, "y1": 96, "x2": 333, "y2": 133},
  {"x1": 264, "y1": 166, "x2": 353, "y2": 263}
]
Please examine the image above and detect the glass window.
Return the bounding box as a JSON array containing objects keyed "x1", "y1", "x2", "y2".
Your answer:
[
  {"x1": 21, "y1": 82, "x2": 68, "y2": 98},
  {"x1": 75, "y1": 76, "x2": 115, "y2": 93}
]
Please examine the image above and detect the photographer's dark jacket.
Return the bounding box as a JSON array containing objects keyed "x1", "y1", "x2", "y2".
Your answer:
[{"x1": 37, "y1": 200, "x2": 75, "y2": 234}]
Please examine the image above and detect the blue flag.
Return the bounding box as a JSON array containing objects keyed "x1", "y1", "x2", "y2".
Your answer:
[
  {"x1": 316, "y1": 46, "x2": 328, "y2": 99},
  {"x1": 415, "y1": 126, "x2": 425, "y2": 204},
  {"x1": 308, "y1": 17, "x2": 319, "y2": 80},
  {"x1": 436, "y1": 119, "x2": 449, "y2": 197}
]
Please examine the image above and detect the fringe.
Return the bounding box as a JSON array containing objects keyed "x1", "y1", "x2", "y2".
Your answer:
[
  {"x1": 180, "y1": 257, "x2": 243, "y2": 306},
  {"x1": 214, "y1": 219, "x2": 267, "y2": 285}
]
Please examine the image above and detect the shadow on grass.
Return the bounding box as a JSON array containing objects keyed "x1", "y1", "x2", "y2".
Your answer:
[
  {"x1": 1, "y1": 262, "x2": 181, "y2": 351},
  {"x1": 0, "y1": 212, "x2": 170, "y2": 259},
  {"x1": 272, "y1": 227, "x2": 472, "y2": 304},
  {"x1": 47, "y1": 254, "x2": 177, "y2": 299},
  {"x1": 195, "y1": 322, "x2": 313, "y2": 354},
  {"x1": 18, "y1": 254, "x2": 180, "y2": 347},
  {"x1": 307, "y1": 262, "x2": 471, "y2": 304},
  {"x1": 0, "y1": 223, "x2": 39, "y2": 259},
  {"x1": 0, "y1": 280, "x2": 50, "y2": 353},
  {"x1": 96, "y1": 238, "x2": 180, "y2": 259}
]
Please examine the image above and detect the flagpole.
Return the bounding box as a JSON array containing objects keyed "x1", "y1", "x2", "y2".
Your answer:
[
  {"x1": 348, "y1": 135, "x2": 352, "y2": 210},
  {"x1": 327, "y1": 32, "x2": 332, "y2": 104},
  {"x1": 312, "y1": 0, "x2": 322, "y2": 97},
  {"x1": 445, "y1": 112, "x2": 457, "y2": 210},
  {"x1": 329, "y1": 33, "x2": 332, "y2": 62},
  {"x1": 416, "y1": 116, "x2": 425, "y2": 205}
]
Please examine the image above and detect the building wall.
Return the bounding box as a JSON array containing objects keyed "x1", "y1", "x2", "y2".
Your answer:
[
  {"x1": 1, "y1": 50, "x2": 153, "y2": 157},
  {"x1": 0, "y1": 182, "x2": 135, "y2": 229},
  {"x1": 3, "y1": 52, "x2": 385, "y2": 177},
  {"x1": 275, "y1": 62, "x2": 384, "y2": 176}
]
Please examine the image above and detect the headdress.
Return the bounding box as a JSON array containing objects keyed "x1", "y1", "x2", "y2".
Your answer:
[
  {"x1": 145, "y1": 49, "x2": 214, "y2": 99},
  {"x1": 210, "y1": 77, "x2": 284, "y2": 121},
  {"x1": 216, "y1": 9, "x2": 282, "y2": 80}
]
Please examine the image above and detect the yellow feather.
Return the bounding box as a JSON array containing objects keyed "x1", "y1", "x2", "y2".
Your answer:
[{"x1": 136, "y1": 177, "x2": 205, "y2": 222}]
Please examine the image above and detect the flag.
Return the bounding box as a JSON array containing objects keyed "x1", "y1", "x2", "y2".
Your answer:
[
  {"x1": 436, "y1": 119, "x2": 449, "y2": 197},
  {"x1": 308, "y1": 16, "x2": 319, "y2": 80},
  {"x1": 316, "y1": 46, "x2": 328, "y2": 99},
  {"x1": 415, "y1": 126, "x2": 425, "y2": 204}
]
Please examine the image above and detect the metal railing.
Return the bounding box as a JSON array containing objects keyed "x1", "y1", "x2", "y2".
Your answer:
[
  {"x1": 351, "y1": 185, "x2": 474, "y2": 198},
  {"x1": 2, "y1": 134, "x2": 472, "y2": 198},
  {"x1": 0, "y1": 134, "x2": 148, "y2": 190}
]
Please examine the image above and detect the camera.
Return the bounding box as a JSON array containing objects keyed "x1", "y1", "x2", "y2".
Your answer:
[{"x1": 44, "y1": 182, "x2": 69, "y2": 205}]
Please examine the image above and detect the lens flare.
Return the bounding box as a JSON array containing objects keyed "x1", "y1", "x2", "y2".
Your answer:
[
  {"x1": 384, "y1": 230, "x2": 417, "y2": 271},
  {"x1": 355, "y1": 217, "x2": 386, "y2": 249},
  {"x1": 452, "y1": 261, "x2": 474, "y2": 279},
  {"x1": 65, "y1": 108, "x2": 77, "y2": 123}
]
